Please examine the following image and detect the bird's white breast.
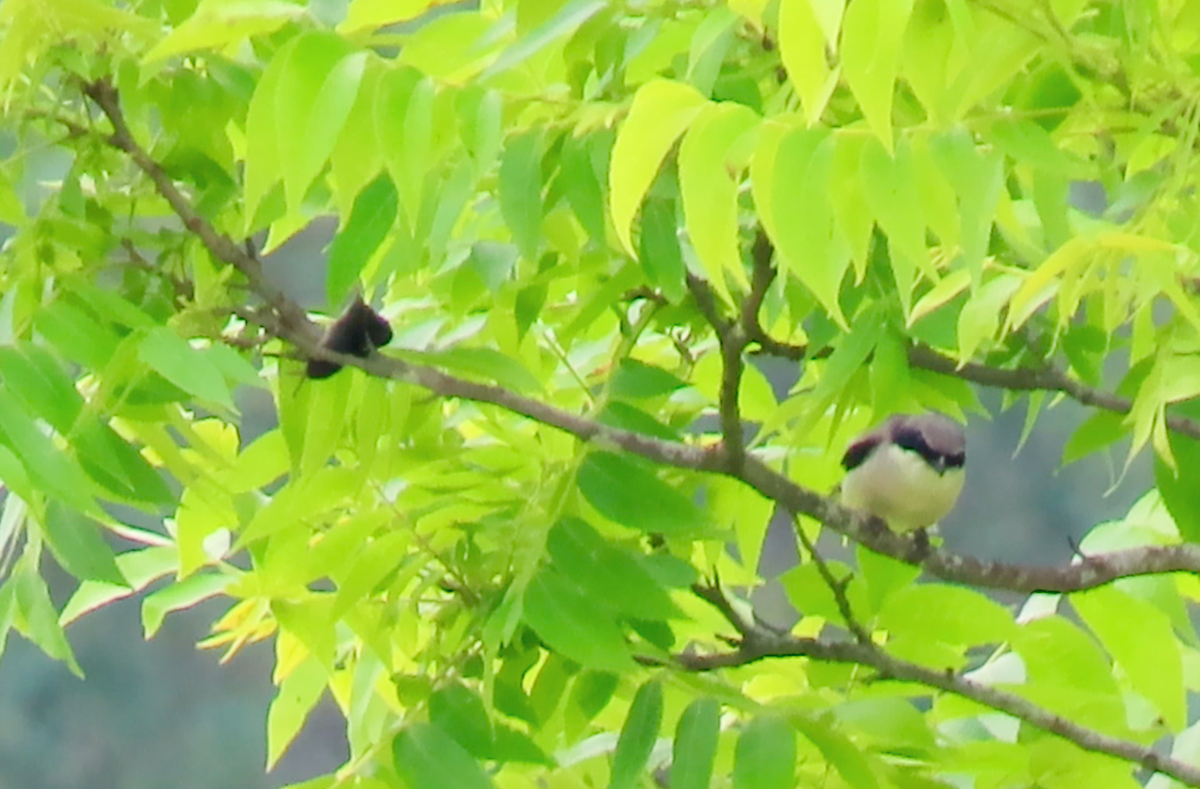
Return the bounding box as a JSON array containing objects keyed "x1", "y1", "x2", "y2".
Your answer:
[{"x1": 840, "y1": 444, "x2": 965, "y2": 532}]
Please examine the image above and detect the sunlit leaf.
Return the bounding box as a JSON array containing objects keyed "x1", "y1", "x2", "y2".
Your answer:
[
  {"x1": 610, "y1": 79, "x2": 708, "y2": 255},
  {"x1": 841, "y1": 0, "x2": 913, "y2": 149}
]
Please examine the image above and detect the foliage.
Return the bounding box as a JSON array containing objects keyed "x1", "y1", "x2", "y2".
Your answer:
[{"x1": 3, "y1": 0, "x2": 1200, "y2": 787}]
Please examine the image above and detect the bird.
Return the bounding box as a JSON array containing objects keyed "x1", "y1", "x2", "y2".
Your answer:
[
  {"x1": 306, "y1": 297, "x2": 393, "y2": 379},
  {"x1": 839, "y1": 412, "x2": 966, "y2": 533}
]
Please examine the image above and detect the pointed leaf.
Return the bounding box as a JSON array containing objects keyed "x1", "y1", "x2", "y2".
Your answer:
[
  {"x1": 523, "y1": 566, "x2": 637, "y2": 673},
  {"x1": 609, "y1": 680, "x2": 664, "y2": 789},
  {"x1": 41, "y1": 502, "x2": 126, "y2": 586},
  {"x1": 500, "y1": 131, "x2": 545, "y2": 262},
  {"x1": 393, "y1": 723, "x2": 495, "y2": 789},
  {"x1": 670, "y1": 698, "x2": 720, "y2": 789},
  {"x1": 1072, "y1": 585, "x2": 1186, "y2": 731},
  {"x1": 841, "y1": 0, "x2": 913, "y2": 148},
  {"x1": 610, "y1": 79, "x2": 708, "y2": 255},
  {"x1": 734, "y1": 716, "x2": 795, "y2": 789},
  {"x1": 327, "y1": 171, "x2": 399, "y2": 304},
  {"x1": 577, "y1": 452, "x2": 706, "y2": 536},
  {"x1": 679, "y1": 103, "x2": 759, "y2": 296}
]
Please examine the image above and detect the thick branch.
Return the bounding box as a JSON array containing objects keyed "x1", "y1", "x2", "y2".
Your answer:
[
  {"x1": 686, "y1": 274, "x2": 747, "y2": 471},
  {"x1": 83, "y1": 80, "x2": 1200, "y2": 787},
  {"x1": 80, "y1": 82, "x2": 1200, "y2": 596}
]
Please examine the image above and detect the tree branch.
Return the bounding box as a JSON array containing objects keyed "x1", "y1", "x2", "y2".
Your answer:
[
  {"x1": 80, "y1": 81, "x2": 1200, "y2": 597},
  {"x1": 686, "y1": 274, "x2": 748, "y2": 471},
  {"x1": 82, "y1": 78, "x2": 1200, "y2": 787},
  {"x1": 736, "y1": 240, "x2": 1200, "y2": 442},
  {"x1": 667, "y1": 626, "x2": 1200, "y2": 787},
  {"x1": 792, "y1": 515, "x2": 872, "y2": 645}
]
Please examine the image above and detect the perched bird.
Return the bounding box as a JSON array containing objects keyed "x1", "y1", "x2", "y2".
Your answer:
[
  {"x1": 306, "y1": 297, "x2": 393, "y2": 379},
  {"x1": 839, "y1": 412, "x2": 966, "y2": 533}
]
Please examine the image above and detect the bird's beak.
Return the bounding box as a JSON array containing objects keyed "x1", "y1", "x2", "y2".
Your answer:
[{"x1": 933, "y1": 456, "x2": 947, "y2": 475}]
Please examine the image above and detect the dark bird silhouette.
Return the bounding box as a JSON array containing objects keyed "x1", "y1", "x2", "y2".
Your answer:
[{"x1": 306, "y1": 298, "x2": 393, "y2": 379}]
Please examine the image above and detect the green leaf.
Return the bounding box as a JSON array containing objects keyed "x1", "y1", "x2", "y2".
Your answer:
[
  {"x1": 0, "y1": 343, "x2": 84, "y2": 430},
  {"x1": 274, "y1": 34, "x2": 360, "y2": 211},
  {"x1": 430, "y1": 682, "x2": 495, "y2": 759},
  {"x1": 841, "y1": 0, "x2": 912, "y2": 148},
  {"x1": 678, "y1": 102, "x2": 759, "y2": 296},
  {"x1": 610, "y1": 359, "x2": 689, "y2": 400},
  {"x1": 878, "y1": 584, "x2": 1018, "y2": 648},
  {"x1": 1012, "y1": 615, "x2": 1121, "y2": 701},
  {"x1": 61, "y1": 546, "x2": 178, "y2": 626},
  {"x1": 791, "y1": 714, "x2": 880, "y2": 789},
  {"x1": 139, "y1": 328, "x2": 234, "y2": 410},
  {"x1": 930, "y1": 129, "x2": 1004, "y2": 285},
  {"x1": 523, "y1": 566, "x2": 637, "y2": 673},
  {"x1": 13, "y1": 560, "x2": 82, "y2": 676},
  {"x1": 144, "y1": 0, "x2": 304, "y2": 62},
  {"x1": 141, "y1": 572, "x2": 232, "y2": 638},
  {"x1": 327, "y1": 171, "x2": 399, "y2": 304},
  {"x1": 734, "y1": 716, "x2": 795, "y2": 789},
  {"x1": 392, "y1": 75, "x2": 435, "y2": 232},
  {"x1": 500, "y1": 131, "x2": 544, "y2": 262},
  {"x1": 856, "y1": 545, "x2": 920, "y2": 615},
  {"x1": 577, "y1": 452, "x2": 706, "y2": 536},
  {"x1": 561, "y1": 134, "x2": 606, "y2": 242},
  {"x1": 267, "y1": 656, "x2": 327, "y2": 770},
  {"x1": 669, "y1": 698, "x2": 720, "y2": 789},
  {"x1": 546, "y1": 517, "x2": 682, "y2": 621},
  {"x1": 392, "y1": 723, "x2": 495, "y2": 789},
  {"x1": 639, "y1": 197, "x2": 686, "y2": 301},
  {"x1": 609, "y1": 680, "x2": 664, "y2": 789},
  {"x1": 987, "y1": 118, "x2": 1090, "y2": 177},
  {"x1": 331, "y1": 62, "x2": 385, "y2": 217},
  {"x1": 482, "y1": 0, "x2": 606, "y2": 78},
  {"x1": 779, "y1": 0, "x2": 838, "y2": 122},
  {"x1": 835, "y1": 697, "x2": 934, "y2": 751},
  {"x1": 1156, "y1": 433, "x2": 1200, "y2": 542},
  {"x1": 35, "y1": 300, "x2": 121, "y2": 370},
  {"x1": 610, "y1": 79, "x2": 708, "y2": 255},
  {"x1": 402, "y1": 347, "x2": 541, "y2": 394},
  {"x1": 570, "y1": 670, "x2": 619, "y2": 723},
  {"x1": 244, "y1": 33, "x2": 296, "y2": 226},
  {"x1": 0, "y1": 387, "x2": 99, "y2": 515},
  {"x1": 299, "y1": 371, "x2": 353, "y2": 477},
  {"x1": 830, "y1": 132, "x2": 873, "y2": 279},
  {"x1": 860, "y1": 137, "x2": 932, "y2": 315},
  {"x1": 492, "y1": 723, "x2": 554, "y2": 766},
  {"x1": 41, "y1": 502, "x2": 126, "y2": 586},
  {"x1": 1072, "y1": 585, "x2": 1186, "y2": 730},
  {"x1": 769, "y1": 127, "x2": 848, "y2": 327},
  {"x1": 957, "y1": 274, "x2": 1022, "y2": 361}
]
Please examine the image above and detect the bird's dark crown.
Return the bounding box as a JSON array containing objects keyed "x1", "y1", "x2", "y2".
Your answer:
[{"x1": 841, "y1": 413, "x2": 966, "y2": 473}]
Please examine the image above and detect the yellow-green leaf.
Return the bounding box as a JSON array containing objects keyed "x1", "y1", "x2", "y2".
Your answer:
[
  {"x1": 610, "y1": 79, "x2": 708, "y2": 255},
  {"x1": 841, "y1": 0, "x2": 913, "y2": 150},
  {"x1": 144, "y1": 0, "x2": 305, "y2": 63},
  {"x1": 779, "y1": 0, "x2": 838, "y2": 123},
  {"x1": 679, "y1": 103, "x2": 759, "y2": 299}
]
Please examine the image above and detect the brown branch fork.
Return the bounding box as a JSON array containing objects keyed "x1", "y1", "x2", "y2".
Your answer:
[{"x1": 75, "y1": 77, "x2": 1200, "y2": 788}]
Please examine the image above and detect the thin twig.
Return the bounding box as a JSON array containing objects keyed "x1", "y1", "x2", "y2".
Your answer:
[{"x1": 792, "y1": 515, "x2": 872, "y2": 645}]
